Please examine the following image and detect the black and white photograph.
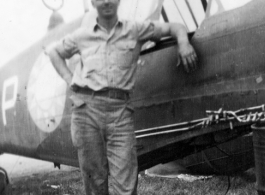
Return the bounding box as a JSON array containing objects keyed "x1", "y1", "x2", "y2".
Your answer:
[{"x1": 0, "y1": 0, "x2": 262, "y2": 194}]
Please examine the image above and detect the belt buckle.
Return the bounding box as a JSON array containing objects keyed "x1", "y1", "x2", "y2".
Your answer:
[{"x1": 108, "y1": 90, "x2": 116, "y2": 99}]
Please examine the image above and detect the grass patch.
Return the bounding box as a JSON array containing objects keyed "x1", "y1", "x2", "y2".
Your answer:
[
  {"x1": 9, "y1": 168, "x2": 257, "y2": 195},
  {"x1": 138, "y1": 169, "x2": 257, "y2": 195}
]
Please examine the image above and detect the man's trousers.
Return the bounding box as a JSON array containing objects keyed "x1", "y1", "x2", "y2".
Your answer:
[{"x1": 70, "y1": 93, "x2": 138, "y2": 195}]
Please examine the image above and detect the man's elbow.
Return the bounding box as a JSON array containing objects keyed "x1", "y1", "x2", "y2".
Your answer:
[
  {"x1": 160, "y1": 23, "x2": 187, "y2": 38},
  {"x1": 170, "y1": 23, "x2": 187, "y2": 35},
  {"x1": 46, "y1": 44, "x2": 63, "y2": 63},
  {"x1": 46, "y1": 43, "x2": 56, "y2": 56}
]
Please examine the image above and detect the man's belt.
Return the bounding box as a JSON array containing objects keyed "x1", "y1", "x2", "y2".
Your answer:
[{"x1": 72, "y1": 86, "x2": 129, "y2": 101}]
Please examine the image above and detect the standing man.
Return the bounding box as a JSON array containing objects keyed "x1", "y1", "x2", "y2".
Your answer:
[{"x1": 48, "y1": 0, "x2": 197, "y2": 194}]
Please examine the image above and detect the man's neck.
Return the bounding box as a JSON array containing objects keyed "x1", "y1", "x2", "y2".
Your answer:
[{"x1": 97, "y1": 16, "x2": 118, "y2": 33}]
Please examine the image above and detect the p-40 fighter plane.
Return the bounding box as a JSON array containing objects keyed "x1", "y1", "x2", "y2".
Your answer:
[{"x1": 0, "y1": 0, "x2": 264, "y2": 191}]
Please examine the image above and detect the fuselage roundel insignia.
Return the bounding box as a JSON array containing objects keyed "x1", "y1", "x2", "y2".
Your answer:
[{"x1": 27, "y1": 52, "x2": 67, "y2": 133}]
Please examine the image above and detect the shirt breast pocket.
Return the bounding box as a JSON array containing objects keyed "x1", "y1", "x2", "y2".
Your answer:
[
  {"x1": 81, "y1": 45, "x2": 103, "y2": 75},
  {"x1": 115, "y1": 41, "x2": 137, "y2": 69}
]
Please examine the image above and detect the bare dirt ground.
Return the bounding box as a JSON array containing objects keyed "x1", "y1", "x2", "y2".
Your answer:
[{"x1": 0, "y1": 154, "x2": 57, "y2": 178}]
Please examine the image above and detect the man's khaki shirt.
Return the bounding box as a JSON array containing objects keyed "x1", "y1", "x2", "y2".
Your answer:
[{"x1": 55, "y1": 18, "x2": 164, "y2": 92}]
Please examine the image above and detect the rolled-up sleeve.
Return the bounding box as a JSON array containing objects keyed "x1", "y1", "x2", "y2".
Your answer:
[
  {"x1": 47, "y1": 31, "x2": 79, "y2": 59},
  {"x1": 136, "y1": 20, "x2": 163, "y2": 42}
]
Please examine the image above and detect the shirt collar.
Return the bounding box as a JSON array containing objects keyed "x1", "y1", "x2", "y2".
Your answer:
[{"x1": 90, "y1": 17, "x2": 123, "y2": 32}]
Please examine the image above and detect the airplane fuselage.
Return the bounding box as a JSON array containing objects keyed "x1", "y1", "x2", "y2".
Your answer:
[{"x1": 0, "y1": 0, "x2": 264, "y2": 171}]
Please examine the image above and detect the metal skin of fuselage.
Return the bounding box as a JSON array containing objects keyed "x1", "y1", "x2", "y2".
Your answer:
[{"x1": 0, "y1": 0, "x2": 264, "y2": 173}]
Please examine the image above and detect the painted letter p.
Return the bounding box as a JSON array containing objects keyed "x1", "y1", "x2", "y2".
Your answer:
[{"x1": 2, "y1": 76, "x2": 18, "y2": 126}]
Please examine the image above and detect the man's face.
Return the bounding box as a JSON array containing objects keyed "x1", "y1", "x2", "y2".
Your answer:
[{"x1": 92, "y1": 0, "x2": 120, "y2": 20}]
